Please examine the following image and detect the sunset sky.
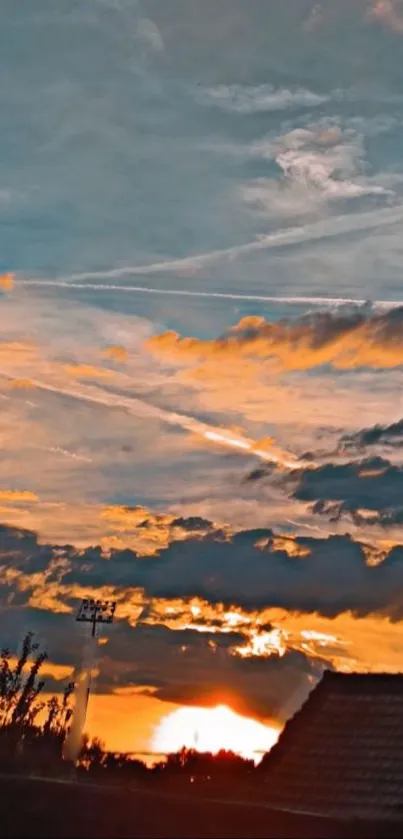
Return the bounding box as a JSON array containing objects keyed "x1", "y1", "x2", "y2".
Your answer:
[{"x1": 1, "y1": 0, "x2": 403, "y2": 759}]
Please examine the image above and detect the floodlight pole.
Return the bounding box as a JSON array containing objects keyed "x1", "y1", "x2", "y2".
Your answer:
[
  {"x1": 84, "y1": 620, "x2": 96, "y2": 722},
  {"x1": 75, "y1": 598, "x2": 116, "y2": 738}
]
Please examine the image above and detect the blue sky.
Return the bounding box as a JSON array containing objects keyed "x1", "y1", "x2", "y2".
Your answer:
[{"x1": 1, "y1": 0, "x2": 403, "y2": 754}]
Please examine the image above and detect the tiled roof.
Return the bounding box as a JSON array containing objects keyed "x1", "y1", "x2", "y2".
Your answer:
[{"x1": 262, "y1": 671, "x2": 403, "y2": 821}]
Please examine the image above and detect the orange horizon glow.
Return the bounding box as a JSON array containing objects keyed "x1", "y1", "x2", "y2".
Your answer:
[{"x1": 152, "y1": 704, "x2": 279, "y2": 763}]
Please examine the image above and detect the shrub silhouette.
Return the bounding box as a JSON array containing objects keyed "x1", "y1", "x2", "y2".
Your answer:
[{"x1": 0, "y1": 633, "x2": 73, "y2": 771}]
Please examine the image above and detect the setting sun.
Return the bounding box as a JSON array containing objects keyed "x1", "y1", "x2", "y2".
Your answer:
[{"x1": 152, "y1": 705, "x2": 279, "y2": 762}]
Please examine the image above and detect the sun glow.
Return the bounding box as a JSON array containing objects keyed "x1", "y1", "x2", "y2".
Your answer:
[
  {"x1": 234, "y1": 628, "x2": 287, "y2": 659},
  {"x1": 152, "y1": 704, "x2": 279, "y2": 762}
]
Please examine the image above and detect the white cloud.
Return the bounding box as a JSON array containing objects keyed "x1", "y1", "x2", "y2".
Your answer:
[
  {"x1": 243, "y1": 122, "x2": 394, "y2": 220},
  {"x1": 137, "y1": 18, "x2": 164, "y2": 52},
  {"x1": 197, "y1": 83, "x2": 329, "y2": 114}
]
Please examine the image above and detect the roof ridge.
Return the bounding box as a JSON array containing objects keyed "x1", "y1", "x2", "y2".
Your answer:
[{"x1": 323, "y1": 670, "x2": 403, "y2": 679}]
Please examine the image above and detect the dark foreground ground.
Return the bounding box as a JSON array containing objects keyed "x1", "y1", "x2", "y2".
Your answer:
[{"x1": 0, "y1": 776, "x2": 402, "y2": 839}]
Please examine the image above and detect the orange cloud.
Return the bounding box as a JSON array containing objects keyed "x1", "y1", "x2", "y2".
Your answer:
[
  {"x1": 0, "y1": 341, "x2": 37, "y2": 367},
  {"x1": 142, "y1": 598, "x2": 350, "y2": 668},
  {"x1": 17, "y1": 570, "x2": 145, "y2": 622},
  {"x1": 269, "y1": 535, "x2": 311, "y2": 558},
  {"x1": 358, "y1": 466, "x2": 388, "y2": 479},
  {"x1": 102, "y1": 345, "x2": 129, "y2": 363},
  {"x1": 7, "y1": 378, "x2": 34, "y2": 389},
  {"x1": 0, "y1": 489, "x2": 38, "y2": 503},
  {"x1": 0, "y1": 501, "x2": 219, "y2": 557},
  {"x1": 63, "y1": 363, "x2": 112, "y2": 379},
  {"x1": 146, "y1": 309, "x2": 403, "y2": 372},
  {"x1": 153, "y1": 599, "x2": 403, "y2": 675},
  {"x1": 0, "y1": 273, "x2": 14, "y2": 291},
  {"x1": 101, "y1": 505, "x2": 222, "y2": 556},
  {"x1": 360, "y1": 541, "x2": 391, "y2": 566},
  {"x1": 267, "y1": 608, "x2": 403, "y2": 675}
]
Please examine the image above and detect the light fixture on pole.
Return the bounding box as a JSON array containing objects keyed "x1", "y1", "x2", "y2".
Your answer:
[{"x1": 76, "y1": 598, "x2": 116, "y2": 636}]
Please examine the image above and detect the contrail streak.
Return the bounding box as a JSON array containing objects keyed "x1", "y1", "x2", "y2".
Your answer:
[
  {"x1": 15, "y1": 202, "x2": 403, "y2": 291},
  {"x1": 0, "y1": 373, "x2": 312, "y2": 470},
  {"x1": 16, "y1": 278, "x2": 403, "y2": 310}
]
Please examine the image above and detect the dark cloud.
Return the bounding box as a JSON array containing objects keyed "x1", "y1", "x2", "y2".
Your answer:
[
  {"x1": 292, "y1": 457, "x2": 403, "y2": 528},
  {"x1": 0, "y1": 524, "x2": 58, "y2": 573},
  {"x1": 248, "y1": 455, "x2": 403, "y2": 529},
  {"x1": 0, "y1": 606, "x2": 72, "y2": 655},
  {"x1": 342, "y1": 418, "x2": 403, "y2": 450},
  {"x1": 135, "y1": 531, "x2": 403, "y2": 618},
  {"x1": 294, "y1": 457, "x2": 403, "y2": 512},
  {"x1": 171, "y1": 516, "x2": 219, "y2": 532},
  {"x1": 313, "y1": 502, "x2": 403, "y2": 529},
  {"x1": 246, "y1": 466, "x2": 273, "y2": 483},
  {"x1": 2, "y1": 522, "x2": 403, "y2": 622}
]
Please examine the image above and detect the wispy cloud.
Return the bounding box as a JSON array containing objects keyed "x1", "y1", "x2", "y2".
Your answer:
[
  {"x1": 197, "y1": 83, "x2": 329, "y2": 114},
  {"x1": 14, "y1": 203, "x2": 403, "y2": 283}
]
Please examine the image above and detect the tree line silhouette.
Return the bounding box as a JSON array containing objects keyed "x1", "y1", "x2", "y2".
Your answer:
[{"x1": 0, "y1": 633, "x2": 268, "y2": 797}]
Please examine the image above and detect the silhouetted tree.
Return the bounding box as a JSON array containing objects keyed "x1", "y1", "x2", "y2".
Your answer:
[
  {"x1": 43, "y1": 682, "x2": 74, "y2": 737},
  {"x1": 0, "y1": 632, "x2": 47, "y2": 730},
  {"x1": 78, "y1": 735, "x2": 106, "y2": 772},
  {"x1": 77, "y1": 741, "x2": 149, "y2": 784},
  {"x1": 0, "y1": 634, "x2": 75, "y2": 772}
]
